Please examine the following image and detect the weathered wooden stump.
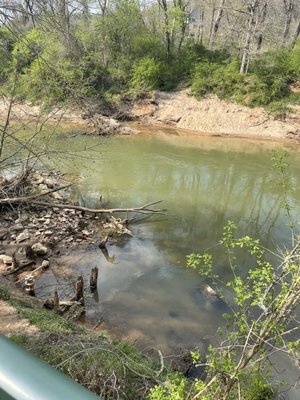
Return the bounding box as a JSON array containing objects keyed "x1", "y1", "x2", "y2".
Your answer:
[
  {"x1": 75, "y1": 275, "x2": 84, "y2": 303},
  {"x1": 53, "y1": 290, "x2": 59, "y2": 313},
  {"x1": 90, "y1": 267, "x2": 98, "y2": 292},
  {"x1": 98, "y1": 234, "x2": 109, "y2": 249}
]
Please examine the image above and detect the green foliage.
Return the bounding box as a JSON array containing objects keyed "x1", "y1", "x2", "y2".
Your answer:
[
  {"x1": 192, "y1": 59, "x2": 243, "y2": 99},
  {"x1": 9, "y1": 334, "x2": 28, "y2": 345},
  {"x1": 0, "y1": 286, "x2": 10, "y2": 301},
  {"x1": 0, "y1": 3, "x2": 298, "y2": 111},
  {"x1": 131, "y1": 57, "x2": 161, "y2": 93},
  {"x1": 0, "y1": 27, "x2": 15, "y2": 83},
  {"x1": 12, "y1": 29, "x2": 43, "y2": 72},
  {"x1": 288, "y1": 41, "x2": 300, "y2": 81},
  {"x1": 191, "y1": 52, "x2": 295, "y2": 109},
  {"x1": 148, "y1": 374, "x2": 189, "y2": 400},
  {"x1": 244, "y1": 372, "x2": 276, "y2": 400}
]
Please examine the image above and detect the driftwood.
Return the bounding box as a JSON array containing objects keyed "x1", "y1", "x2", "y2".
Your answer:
[
  {"x1": 5, "y1": 260, "x2": 35, "y2": 276},
  {"x1": 0, "y1": 184, "x2": 71, "y2": 204},
  {"x1": 15, "y1": 261, "x2": 49, "y2": 284},
  {"x1": 44, "y1": 296, "x2": 83, "y2": 314}
]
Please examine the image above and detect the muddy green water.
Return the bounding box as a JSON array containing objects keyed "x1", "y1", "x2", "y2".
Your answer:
[{"x1": 30, "y1": 126, "x2": 300, "y2": 397}]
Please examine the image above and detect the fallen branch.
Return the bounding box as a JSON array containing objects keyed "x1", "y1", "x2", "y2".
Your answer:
[
  {"x1": 0, "y1": 184, "x2": 71, "y2": 204},
  {"x1": 0, "y1": 196, "x2": 166, "y2": 215}
]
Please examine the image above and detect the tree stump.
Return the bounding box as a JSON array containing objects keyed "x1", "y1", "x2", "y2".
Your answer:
[
  {"x1": 90, "y1": 267, "x2": 98, "y2": 292},
  {"x1": 75, "y1": 275, "x2": 84, "y2": 303},
  {"x1": 53, "y1": 290, "x2": 59, "y2": 313}
]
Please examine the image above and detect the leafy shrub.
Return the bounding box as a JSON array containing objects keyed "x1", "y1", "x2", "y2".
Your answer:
[
  {"x1": 192, "y1": 52, "x2": 294, "y2": 109},
  {"x1": 131, "y1": 57, "x2": 160, "y2": 93},
  {"x1": 192, "y1": 59, "x2": 244, "y2": 100},
  {"x1": 0, "y1": 28, "x2": 15, "y2": 82},
  {"x1": 289, "y1": 40, "x2": 300, "y2": 80},
  {"x1": 12, "y1": 28, "x2": 43, "y2": 72}
]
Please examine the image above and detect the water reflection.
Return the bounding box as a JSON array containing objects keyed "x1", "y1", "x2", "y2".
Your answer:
[{"x1": 37, "y1": 132, "x2": 300, "y2": 357}]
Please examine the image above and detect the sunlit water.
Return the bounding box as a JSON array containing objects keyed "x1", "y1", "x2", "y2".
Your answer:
[{"x1": 13, "y1": 124, "x2": 300, "y2": 397}]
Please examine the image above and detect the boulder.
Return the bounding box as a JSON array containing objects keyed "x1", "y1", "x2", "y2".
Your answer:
[
  {"x1": 31, "y1": 242, "x2": 48, "y2": 256},
  {"x1": 0, "y1": 255, "x2": 15, "y2": 273}
]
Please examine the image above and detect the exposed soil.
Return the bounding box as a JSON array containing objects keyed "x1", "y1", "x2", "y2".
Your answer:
[
  {"x1": 0, "y1": 299, "x2": 39, "y2": 336},
  {"x1": 128, "y1": 90, "x2": 300, "y2": 141}
]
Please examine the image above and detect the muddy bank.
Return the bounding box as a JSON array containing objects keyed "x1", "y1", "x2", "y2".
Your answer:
[{"x1": 0, "y1": 97, "x2": 137, "y2": 136}]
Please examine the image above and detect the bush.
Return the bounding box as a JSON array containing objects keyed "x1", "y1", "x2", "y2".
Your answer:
[
  {"x1": 191, "y1": 51, "x2": 294, "y2": 109},
  {"x1": 0, "y1": 27, "x2": 15, "y2": 83},
  {"x1": 289, "y1": 40, "x2": 300, "y2": 81},
  {"x1": 12, "y1": 28, "x2": 43, "y2": 72},
  {"x1": 192, "y1": 59, "x2": 244, "y2": 100},
  {"x1": 130, "y1": 57, "x2": 161, "y2": 93}
]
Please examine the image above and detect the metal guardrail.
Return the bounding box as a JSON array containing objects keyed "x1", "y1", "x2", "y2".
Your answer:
[{"x1": 0, "y1": 334, "x2": 102, "y2": 400}]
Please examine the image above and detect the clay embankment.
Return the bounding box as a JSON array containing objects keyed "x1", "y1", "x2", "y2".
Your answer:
[{"x1": 1, "y1": 90, "x2": 300, "y2": 140}]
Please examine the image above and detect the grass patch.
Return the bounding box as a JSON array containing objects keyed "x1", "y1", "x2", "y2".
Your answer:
[
  {"x1": 0, "y1": 286, "x2": 77, "y2": 333},
  {"x1": 27, "y1": 333, "x2": 166, "y2": 399}
]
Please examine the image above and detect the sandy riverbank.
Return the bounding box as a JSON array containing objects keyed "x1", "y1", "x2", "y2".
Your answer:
[
  {"x1": 130, "y1": 90, "x2": 300, "y2": 141},
  {"x1": 1, "y1": 90, "x2": 300, "y2": 141}
]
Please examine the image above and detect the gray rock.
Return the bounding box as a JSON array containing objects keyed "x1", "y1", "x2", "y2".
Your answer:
[
  {"x1": 41, "y1": 260, "x2": 50, "y2": 269},
  {"x1": 16, "y1": 230, "x2": 30, "y2": 243},
  {"x1": 44, "y1": 178, "x2": 56, "y2": 188},
  {"x1": 10, "y1": 224, "x2": 24, "y2": 232},
  {"x1": 44, "y1": 230, "x2": 53, "y2": 236},
  {"x1": 31, "y1": 242, "x2": 48, "y2": 256},
  {"x1": 0, "y1": 255, "x2": 15, "y2": 273}
]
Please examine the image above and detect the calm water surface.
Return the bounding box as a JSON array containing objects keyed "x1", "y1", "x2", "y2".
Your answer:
[{"x1": 33, "y1": 126, "x2": 300, "y2": 397}]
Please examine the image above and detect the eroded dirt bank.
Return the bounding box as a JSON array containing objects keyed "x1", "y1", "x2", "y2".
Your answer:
[{"x1": 129, "y1": 91, "x2": 300, "y2": 141}]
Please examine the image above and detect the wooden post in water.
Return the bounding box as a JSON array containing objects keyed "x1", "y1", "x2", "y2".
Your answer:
[
  {"x1": 53, "y1": 291, "x2": 59, "y2": 313},
  {"x1": 90, "y1": 267, "x2": 98, "y2": 292},
  {"x1": 75, "y1": 275, "x2": 84, "y2": 303}
]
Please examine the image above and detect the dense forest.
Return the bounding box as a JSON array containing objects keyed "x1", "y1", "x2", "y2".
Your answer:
[{"x1": 0, "y1": 0, "x2": 300, "y2": 117}]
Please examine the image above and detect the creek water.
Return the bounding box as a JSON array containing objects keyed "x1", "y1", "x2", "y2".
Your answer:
[{"x1": 29, "y1": 125, "x2": 300, "y2": 397}]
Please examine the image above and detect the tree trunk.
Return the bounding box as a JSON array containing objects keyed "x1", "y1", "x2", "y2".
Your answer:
[
  {"x1": 197, "y1": 11, "x2": 204, "y2": 44},
  {"x1": 23, "y1": 0, "x2": 35, "y2": 26},
  {"x1": 291, "y1": 20, "x2": 300, "y2": 49},
  {"x1": 282, "y1": 0, "x2": 294, "y2": 45},
  {"x1": 256, "y1": 1, "x2": 268, "y2": 51},
  {"x1": 209, "y1": 0, "x2": 225, "y2": 48},
  {"x1": 240, "y1": 0, "x2": 259, "y2": 74},
  {"x1": 158, "y1": 0, "x2": 172, "y2": 60}
]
